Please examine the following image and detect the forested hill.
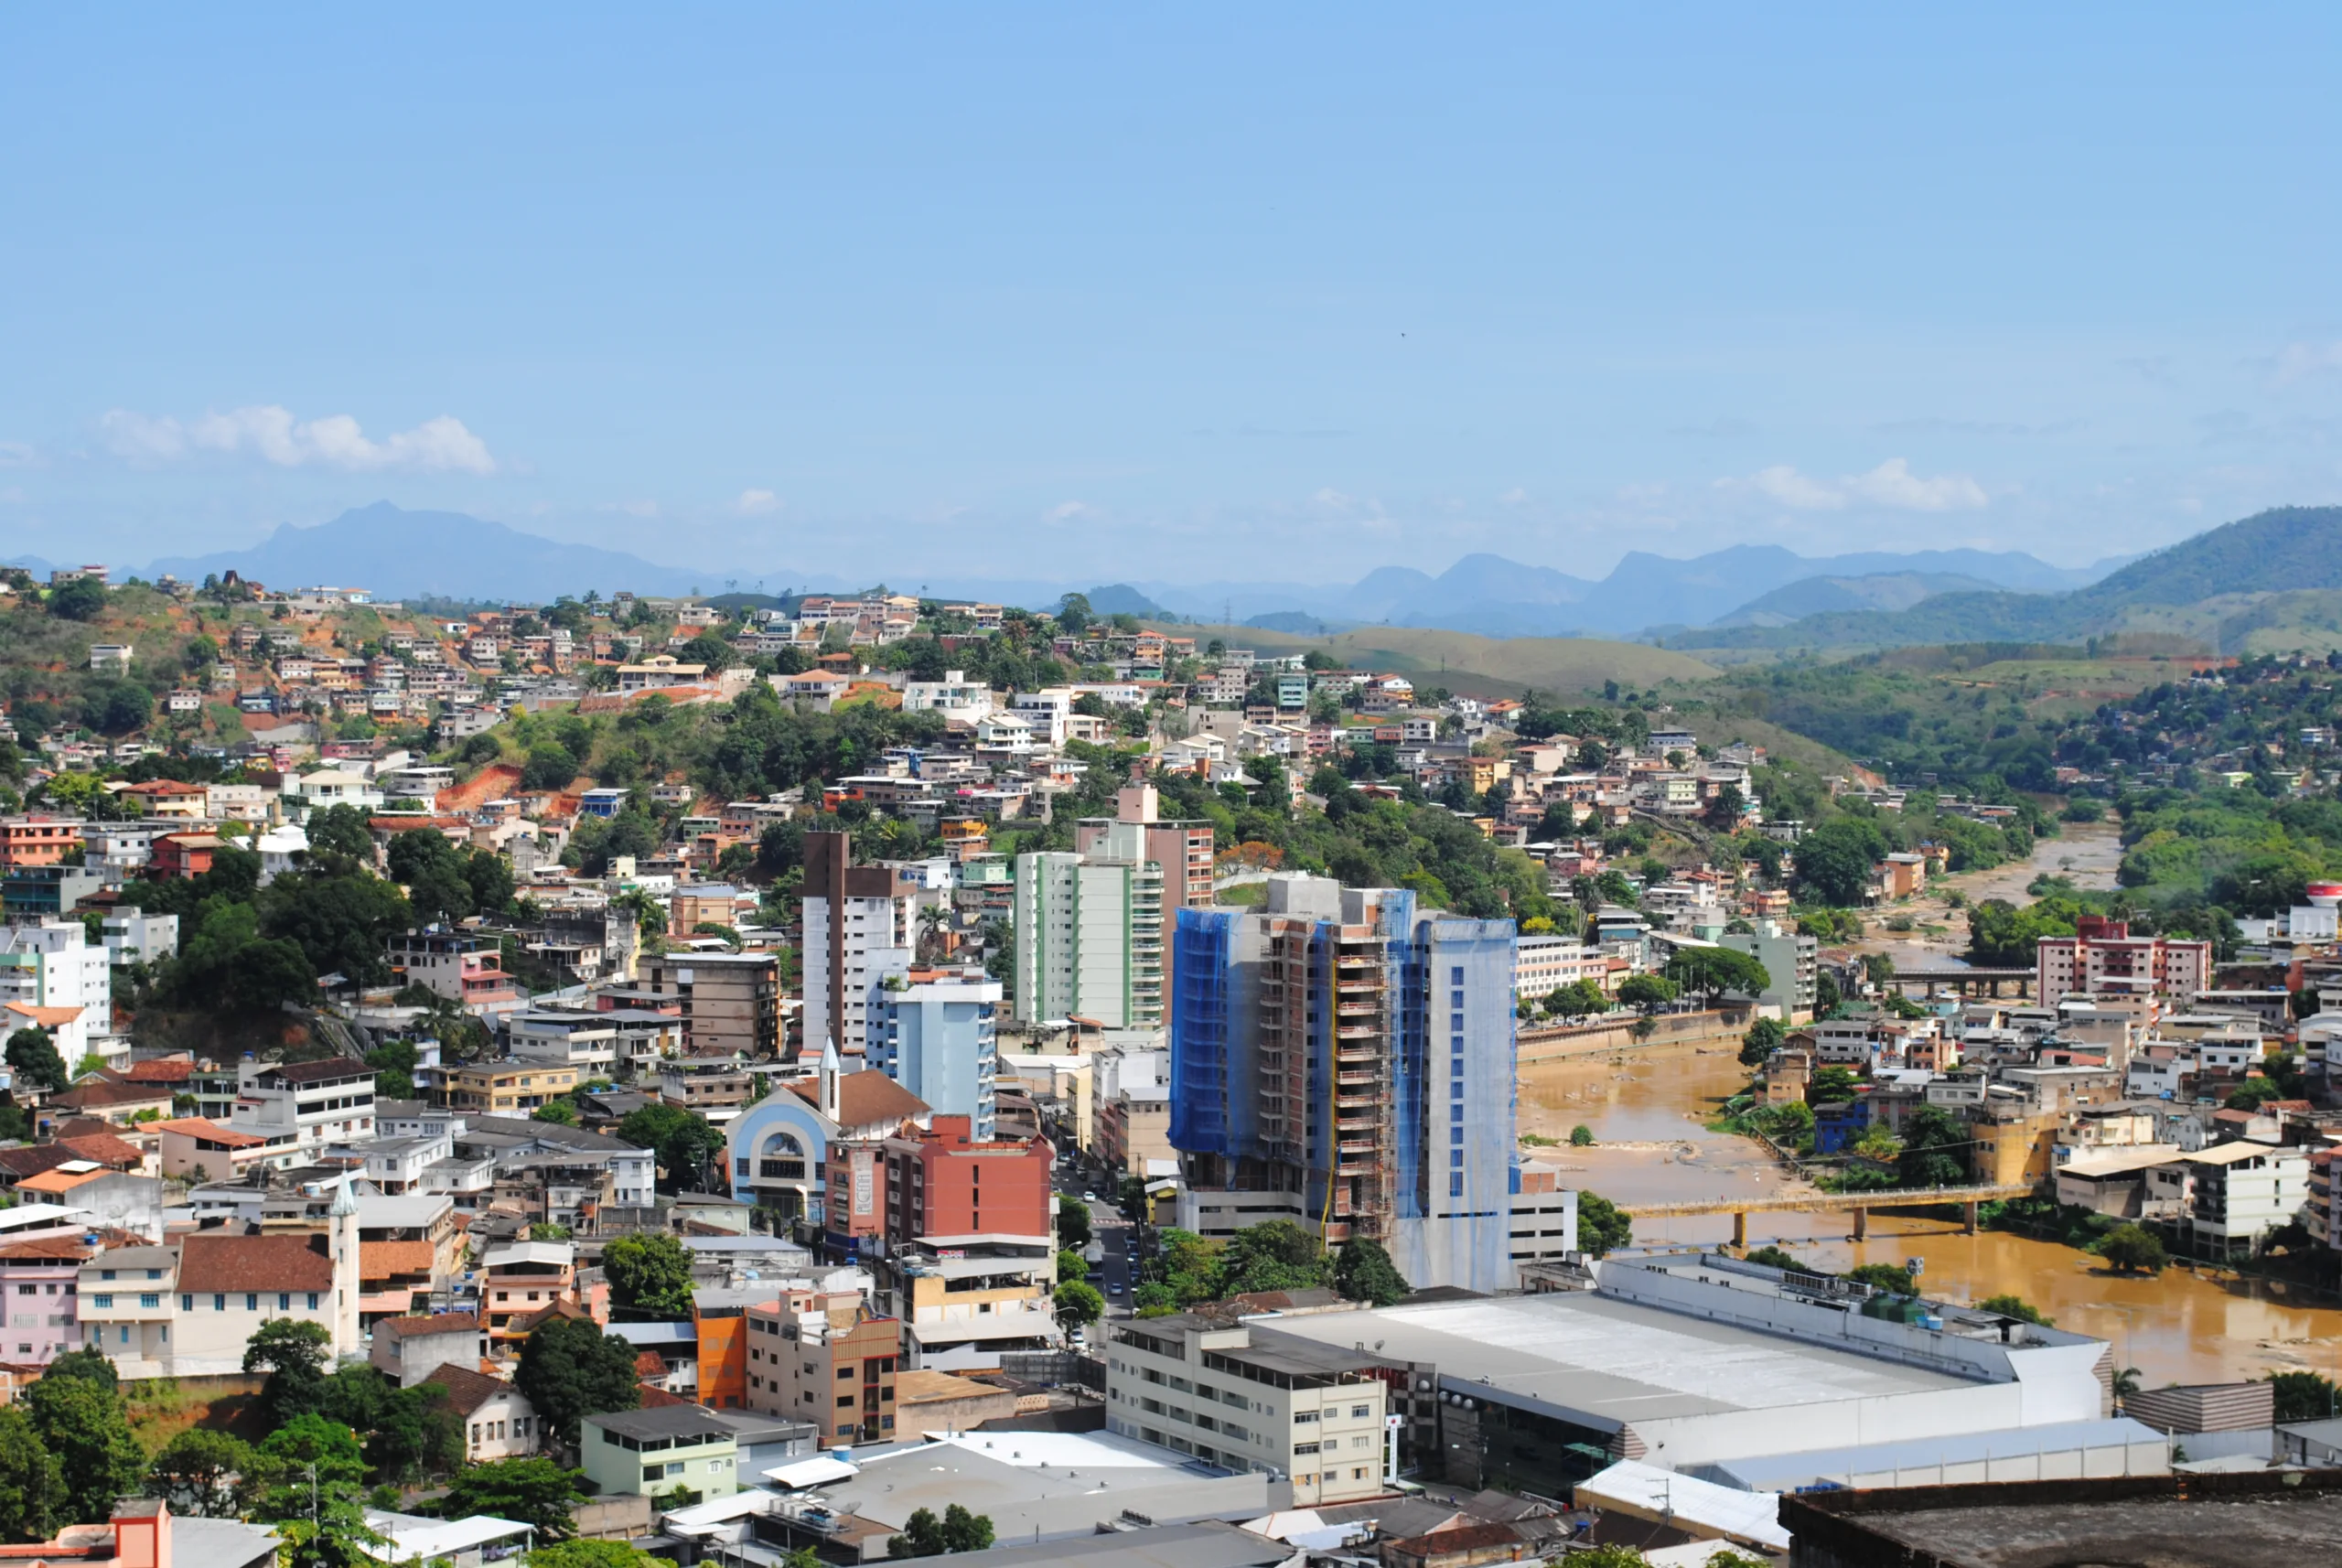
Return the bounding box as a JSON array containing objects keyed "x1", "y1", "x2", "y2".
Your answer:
[{"x1": 1677, "y1": 507, "x2": 2342, "y2": 652}]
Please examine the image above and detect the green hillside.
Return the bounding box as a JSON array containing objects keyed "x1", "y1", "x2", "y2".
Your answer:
[
  {"x1": 1673, "y1": 506, "x2": 2342, "y2": 655},
  {"x1": 1187, "y1": 623, "x2": 1719, "y2": 695}
]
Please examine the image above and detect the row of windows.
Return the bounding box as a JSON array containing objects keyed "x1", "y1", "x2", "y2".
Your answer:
[{"x1": 89, "y1": 1292, "x2": 318, "y2": 1313}]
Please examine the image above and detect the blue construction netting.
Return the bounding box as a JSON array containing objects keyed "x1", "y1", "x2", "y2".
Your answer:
[
  {"x1": 1169, "y1": 907, "x2": 1237, "y2": 1158},
  {"x1": 1390, "y1": 913, "x2": 1516, "y2": 1294}
]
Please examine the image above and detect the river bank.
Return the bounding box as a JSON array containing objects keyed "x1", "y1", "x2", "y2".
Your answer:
[
  {"x1": 1850, "y1": 820, "x2": 2124, "y2": 972},
  {"x1": 1518, "y1": 1035, "x2": 2342, "y2": 1386}
]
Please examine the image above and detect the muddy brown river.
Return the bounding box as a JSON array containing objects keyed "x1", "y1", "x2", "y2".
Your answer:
[{"x1": 1520, "y1": 1037, "x2": 2342, "y2": 1387}]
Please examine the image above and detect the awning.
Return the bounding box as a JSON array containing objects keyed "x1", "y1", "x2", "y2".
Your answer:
[{"x1": 764, "y1": 1455, "x2": 858, "y2": 1489}]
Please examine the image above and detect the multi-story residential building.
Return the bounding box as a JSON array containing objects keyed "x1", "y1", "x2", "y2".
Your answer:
[
  {"x1": 873, "y1": 972, "x2": 1000, "y2": 1141},
  {"x1": 1511, "y1": 933, "x2": 1604, "y2": 1003},
  {"x1": 800, "y1": 832, "x2": 916, "y2": 1059},
  {"x1": 900, "y1": 670, "x2": 995, "y2": 722},
  {"x1": 1012, "y1": 849, "x2": 1165, "y2": 1029},
  {"x1": 0, "y1": 918, "x2": 111, "y2": 1062},
  {"x1": 582, "y1": 1406, "x2": 739, "y2": 1500},
  {"x1": 3, "y1": 865, "x2": 107, "y2": 922},
  {"x1": 99, "y1": 910, "x2": 178, "y2": 966},
  {"x1": 478, "y1": 1239, "x2": 580, "y2": 1344},
  {"x1": 435, "y1": 1062, "x2": 579, "y2": 1117},
  {"x1": 1094, "y1": 1048, "x2": 1174, "y2": 1176},
  {"x1": 0, "y1": 818, "x2": 85, "y2": 870},
  {"x1": 886, "y1": 1236, "x2": 1058, "y2": 1363},
  {"x1": 638, "y1": 951, "x2": 782, "y2": 1060},
  {"x1": 1719, "y1": 918, "x2": 1821, "y2": 1019},
  {"x1": 2147, "y1": 1142, "x2": 2310, "y2": 1260},
  {"x1": 1103, "y1": 1315, "x2": 1388, "y2": 1504},
  {"x1": 656, "y1": 1058, "x2": 755, "y2": 1120},
  {"x1": 1168, "y1": 874, "x2": 1518, "y2": 1293},
  {"x1": 1076, "y1": 780, "x2": 1215, "y2": 991},
  {"x1": 78, "y1": 1186, "x2": 361, "y2": 1377},
  {"x1": 745, "y1": 1298, "x2": 902, "y2": 1444},
  {"x1": 2037, "y1": 917, "x2": 2214, "y2": 1009},
  {"x1": 229, "y1": 1056, "x2": 375, "y2": 1165},
  {"x1": 278, "y1": 768, "x2": 384, "y2": 820},
  {"x1": 388, "y1": 931, "x2": 521, "y2": 1012},
  {"x1": 0, "y1": 1235, "x2": 91, "y2": 1364}
]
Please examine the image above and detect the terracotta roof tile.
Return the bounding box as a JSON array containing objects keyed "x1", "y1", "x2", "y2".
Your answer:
[
  {"x1": 420, "y1": 1360, "x2": 522, "y2": 1416},
  {"x1": 48, "y1": 1081, "x2": 172, "y2": 1111},
  {"x1": 786, "y1": 1069, "x2": 929, "y2": 1127},
  {"x1": 361, "y1": 1240, "x2": 436, "y2": 1282},
  {"x1": 177, "y1": 1231, "x2": 336, "y2": 1294},
  {"x1": 378, "y1": 1313, "x2": 482, "y2": 1340}
]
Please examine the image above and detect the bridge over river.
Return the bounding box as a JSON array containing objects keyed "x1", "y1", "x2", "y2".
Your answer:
[{"x1": 1620, "y1": 1183, "x2": 2037, "y2": 1246}]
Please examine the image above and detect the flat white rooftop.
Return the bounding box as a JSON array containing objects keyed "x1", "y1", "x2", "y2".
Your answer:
[{"x1": 1260, "y1": 1293, "x2": 1967, "y2": 1425}]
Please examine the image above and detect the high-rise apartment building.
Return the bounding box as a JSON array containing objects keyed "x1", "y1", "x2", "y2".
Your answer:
[
  {"x1": 874, "y1": 972, "x2": 1001, "y2": 1140},
  {"x1": 802, "y1": 831, "x2": 918, "y2": 1058},
  {"x1": 1076, "y1": 779, "x2": 1215, "y2": 989},
  {"x1": 2036, "y1": 916, "x2": 2213, "y2": 1009},
  {"x1": 1011, "y1": 851, "x2": 1164, "y2": 1029},
  {"x1": 1168, "y1": 875, "x2": 1517, "y2": 1293}
]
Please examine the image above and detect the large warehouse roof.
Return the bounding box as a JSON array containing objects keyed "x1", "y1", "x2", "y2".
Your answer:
[{"x1": 1259, "y1": 1293, "x2": 1966, "y2": 1429}]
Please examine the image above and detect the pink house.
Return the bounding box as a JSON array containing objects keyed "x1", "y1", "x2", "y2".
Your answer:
[{"x1": 0, "y1": 1234, "x2": 88, "y2": 1363}]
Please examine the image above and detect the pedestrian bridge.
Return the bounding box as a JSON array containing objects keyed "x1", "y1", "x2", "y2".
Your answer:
[{"x1": 1620, "y1": 1183, "x2": 2037, "y2": 1244}]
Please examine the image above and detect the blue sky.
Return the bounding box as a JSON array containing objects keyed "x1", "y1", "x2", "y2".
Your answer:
[{"x1": 3, "y1": 5, "x2": 2339, "y2": 585}]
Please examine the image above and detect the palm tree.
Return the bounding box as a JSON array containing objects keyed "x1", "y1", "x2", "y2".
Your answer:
[
  {"x1": 2112, "y1": 1367, "x2": 2143, "y2": 1410},
  {"x1": 917, "y1": 905, "x2": 949, "y2": 963}
]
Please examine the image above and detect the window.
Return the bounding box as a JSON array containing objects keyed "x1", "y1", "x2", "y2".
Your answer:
[
  {"x1": 118, "y1": 1326, "x2": 129, "y2": 1345},
  {"x1": 838, "y1": 1395, "x2": 854, "y2": 1409},
  {"x1": 707, "y1": 1459, "x2": 725, "y2": 1473},
  {"x1": 1449, "y1": 1173, "x2": 1464, "y2": 1197},
  {"x1": 13, "y1": 1285, "x2": 30, "y2": 1296},
  {"x1": 246, "y1": 1294, "x2": 258, "y2": 1311},
  {"x1": 214, "y1": 1294, "x2": 226, "y2": 1311},
  {"x1": 642, "y1": 1466, "x2": 662, "y2": 1486},
  {"x1": 91, "y1": 1294, "x2": 113, "y2": 1309},
  {"x1": 1294, "y1": 1442, "x2": 1319, "y2": 1455},
  {"x1": 181, "y1": 1294, "x2": 194, "y2": 1311},
  {"x1": 147, "y1": 1269, "x2": 162, "y2": 1281},
  {"x1": 278, "y1": 1294, "x2": 292, "y2": 1311},
  {"x1": 307, "y1": 1293, "x2": 320, "y2": 1310}
]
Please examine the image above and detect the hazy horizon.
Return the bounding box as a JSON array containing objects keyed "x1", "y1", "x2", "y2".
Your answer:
[{"x1": 5, "y1": 7, "x2": 2339, "y2": 578}]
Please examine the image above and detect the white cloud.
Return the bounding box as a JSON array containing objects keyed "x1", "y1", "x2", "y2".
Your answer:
[
  {"x1": 1724, "y1": 457, "x2": 1986, "y2": 513},
  {"x1": 100, "y1": 405, "x2": 496, "y2": 474},
  {"x1": 735, "y1": 489, "x2": 780, "y2": 516},
  {"x1": 0, "y1": 487, "x2": 24, "y2": 505},
  {"x1": 2275, "y1": 339, "x2": 2342, "y2": 383},
  {"x1": 0, "y1": 442, "x2": 35, "y2": 468},
  {"x1": 1841, "y1": 457, "x2": 1989, "y2": 511},
  {"x1": 1744, "y1": 464, "x2": 1846, "y2": 510},
  {"x1": 1497, "y1": 486, "x2": 1530, "y2": 506},
  {"x1": 1047, "y1": 500, "x2": 1096, "y2": 521}
]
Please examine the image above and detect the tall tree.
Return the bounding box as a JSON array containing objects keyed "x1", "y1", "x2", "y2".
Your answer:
[
  {"x1": 515, "y1": 1316, "x2": 642, "y2": 1447},
  {"x1": 616, "y1": 1105, "x2": 726, "y2": 1194},
  {"x1": 146, "y1": 1428, "x2": 260, "y2": 1518},
  {"x1": 602, "y1": 1233, "x2": 694, "y2": 1317},
  {"x1": 0, "y1": 1403, "x2": 63, "y2": 1543},
  {"x1": 1332, "y1": 1240, "x2": 1411, "y2": 1307},
  {"x1": 4, "y1": 1030, "x2": 68, "y2": 1094},
  {"x1": 440, "y1": 1458, "x2": 585, "y2": 1539},
  {"x1": 26, "y1": 1366, "x2": 144, "y2": 1527},
  {"x1": 244, "y1": 1316, "x2": 335, "y2": 1423},
  {"x1": 1210, "y1": 1220, "x2": 1327, "y2": 1298},
  {"x1": 251, "y1": 1416, "x2": 378, "y2": 1568}
]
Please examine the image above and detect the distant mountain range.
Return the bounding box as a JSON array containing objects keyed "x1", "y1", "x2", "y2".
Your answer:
[
  {"x1": 11, "y1": 500, "x2": 2168, "y2": 645},
  {"x1": 1670, "y1": 506, "x2": 2342, "y2": 653},
  {"x1": 1131, "y1": 545, "x2": 2122, "y2": 638}
]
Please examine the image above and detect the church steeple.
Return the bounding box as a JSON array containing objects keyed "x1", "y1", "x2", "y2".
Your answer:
[{"x1": 819, "y1": 1035, "x2": 842, "y2": 1122}]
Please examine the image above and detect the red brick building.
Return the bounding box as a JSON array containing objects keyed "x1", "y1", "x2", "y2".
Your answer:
[{"x1": 879, "y1": 1116, "x2": 1052, "y2": 1241}]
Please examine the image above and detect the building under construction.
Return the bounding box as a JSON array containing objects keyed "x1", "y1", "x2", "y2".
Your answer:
[{"x1": 1167, "y1": 874, "x2": 1516, "y2": 1293}]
